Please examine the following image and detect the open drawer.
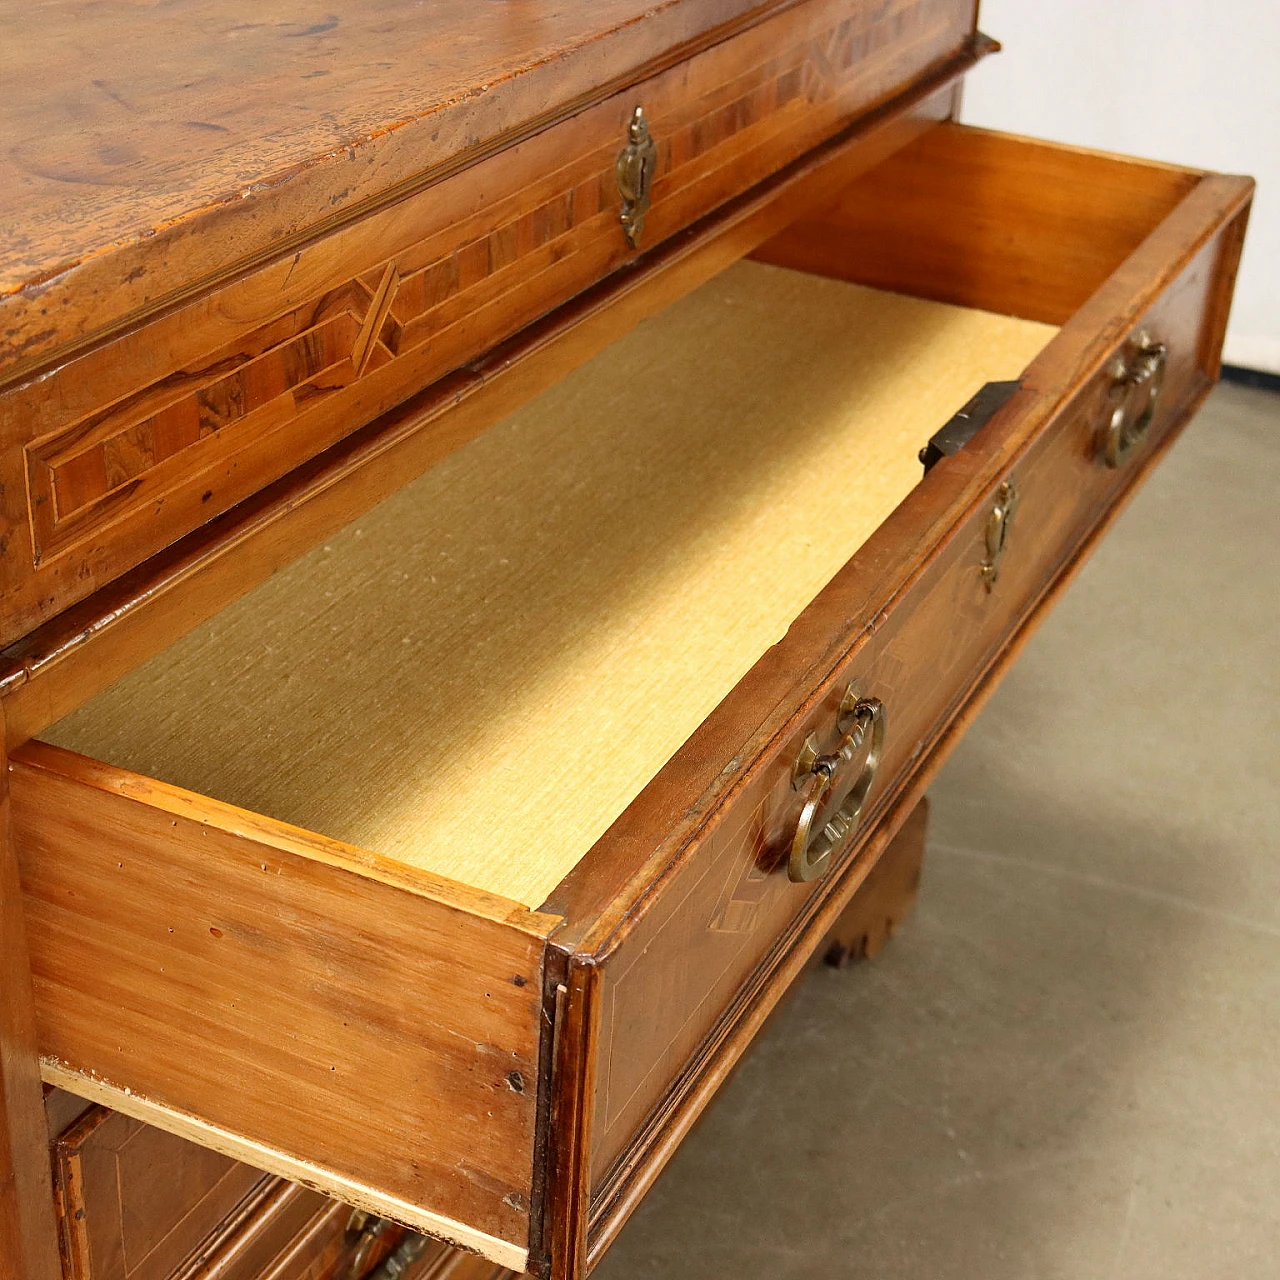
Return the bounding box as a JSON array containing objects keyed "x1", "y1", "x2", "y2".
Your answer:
[{"x1": 6, "y1": 125, "x2": 1251, "y2": 1279}]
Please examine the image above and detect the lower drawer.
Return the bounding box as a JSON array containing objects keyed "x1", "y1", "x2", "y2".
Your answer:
[
  {"x1": 6, "y1": 124, "x2": 1251, "y2": 1279},
  {"x1": 48, "y1": 1092, "x2": 262, "y2": 1280},
  {"x1": 45, "y1": 1090, "x2": 488, "y2": 1280}
]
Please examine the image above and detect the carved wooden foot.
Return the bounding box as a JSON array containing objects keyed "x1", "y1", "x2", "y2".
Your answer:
[{"x1": 821, "y1": 796, "x2": 928, "y2": 968}]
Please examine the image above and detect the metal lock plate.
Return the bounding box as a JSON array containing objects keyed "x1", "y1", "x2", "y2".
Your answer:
[
  {"x1": 981, "y1": 478, "x2": 1019, "y2": 590},
  {"x1": 616, "y1": 106, "x2": 658, "y2": 249}
]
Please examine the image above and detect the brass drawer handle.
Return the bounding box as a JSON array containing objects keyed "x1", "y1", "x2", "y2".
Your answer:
[
  {"x1": 363, "y1": 1231, "x2": 430, "y2": 1280},
  {"x1": 343, "y1": 1213, "x2": 431, "y2": 1280},
  {"x1": 616, "y1": 106, "x2": 658, "y2": 249},
  {"x1": 1102, "y1": 330, "x2": 1167, "y2": 468},
  {"x1": 343, "y1": 1211, "x2": 392, "y2": 1280},
  {"x1": 788, "y1": 683, "x2": 886, "y2": 883},
  {"x1": 981, "y1": 478, "x2": 1019, "y2": 590}
]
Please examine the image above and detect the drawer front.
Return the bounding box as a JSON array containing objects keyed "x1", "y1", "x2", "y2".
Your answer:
[
  {"x1": 6, "y1": 127, "x2": 1250, "y2": 1280},
  {"x1": 577, "y1": 161, "x2": 1249, "y2": 1254},
  {"x1": 48, "y1": 1091, "x2": 502, "y2": 1280},
  {"x1": 170, "y1": 1186, "x2": 400, "y2": 1280},
  {"x1": 50, "y1": 1102, "x2": 266, "y2": 1280},
  {"x1": 0, "y1": 0, "x2": 978, "y2": 646}
]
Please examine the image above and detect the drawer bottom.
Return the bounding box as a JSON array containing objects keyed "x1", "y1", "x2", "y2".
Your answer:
[{"x1": 42, "y1": 265, "x2": 1053, "y2": 913}]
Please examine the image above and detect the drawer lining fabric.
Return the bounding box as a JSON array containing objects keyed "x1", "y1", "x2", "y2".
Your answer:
[{"x1": 45, "y1": 262, "x2": 1054, "y2": 908}]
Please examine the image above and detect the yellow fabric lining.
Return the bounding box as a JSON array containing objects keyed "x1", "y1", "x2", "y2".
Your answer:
[{"x1": 47, "y1": 263, "x2": 1055, "y2": 907}]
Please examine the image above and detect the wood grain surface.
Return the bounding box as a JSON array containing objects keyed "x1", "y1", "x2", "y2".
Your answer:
[
  {"x1": 2, "y1": 0, "x2": 763, "y2": 310},
  {"x1": 0, "y1": 72, "x2": 968, "y2": 752},
  {"x1": 0, "y1": 703, "x2": 61, "y2": 1280},
  {"x1": 0, "y1": 122, "x2": 1253, "y2": 1280},
  {"x1": 174, "y1": 1181, "x2": 339, "y2": 1280},
  {"x1": 44, "y1": 265, "x2": 1053, "y2": 908},
  {"x1": 50, "y1": 1103, "x2": 265, "y2": 1280},
  {"x1": 542, "y1": 138, "x2": 1253, "y2": 939},
  {"x1": 0, "y1": 0, "x2": 979, "y2": 648},
  {"x1": 751, "y1": 121, "x2": 1203, "y2": 323},
  {"x1": 541, "y1": 135, "x2": 1251, "y2": 1268},
  {"x1": 10, "y1": 741, "x2": 558, "y2": 1270},
  {"x1": 46, "y1": 1096, "x2": 503, "y2": 1278}
]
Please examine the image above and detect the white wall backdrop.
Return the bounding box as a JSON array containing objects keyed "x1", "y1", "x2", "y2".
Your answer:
[{"x1": 963, "y1": 1, "x2": 1279, "y2": 373}]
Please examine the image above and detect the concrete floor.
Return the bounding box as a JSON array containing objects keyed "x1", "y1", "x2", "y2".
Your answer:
[{"x1": 593, "y1": 382, "x2": 1280, "y2": 1279}]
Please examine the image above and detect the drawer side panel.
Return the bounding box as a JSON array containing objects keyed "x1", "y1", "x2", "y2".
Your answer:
[{"x1": 10, "y1": 744, "x2": 551, "y2": 1271}]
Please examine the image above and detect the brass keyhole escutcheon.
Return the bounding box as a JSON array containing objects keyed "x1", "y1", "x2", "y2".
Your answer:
[
  {"x1": 787, "y1": 682, "x2": 886, "y2": 883},
  {"x1": 1102, "y1": 329, "x2": 1168, "y2": 468},
  {"x1": 616, "y1": 105, "x2": 658, "y2": 249},
  {"x1": 981, "y1": 478, "x2": 1019, "y2": 590}
]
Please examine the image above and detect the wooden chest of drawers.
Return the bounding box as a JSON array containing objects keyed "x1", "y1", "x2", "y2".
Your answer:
[{"x1": 0, "y1": 4, "x2": 1252, "y2": 1280}]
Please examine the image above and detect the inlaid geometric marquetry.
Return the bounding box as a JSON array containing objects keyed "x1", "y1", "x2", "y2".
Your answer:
[
  {"x1": 12, "y1": 0, "x2": 968, "y2": 633},
  {"x1": 32, "y1": 277, "x2": 394, "y2": 519},
  {"x1": 594, "y1": 499, "x2": 1003, "y2": 1168},
  {"x1": 708, "y1": 813, "x2": 774, "y2": 936}
]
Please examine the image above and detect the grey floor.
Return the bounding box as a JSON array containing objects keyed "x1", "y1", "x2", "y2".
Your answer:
[{"x1": 593, "y1": 382, "x2": 1280, "y2": 1279}]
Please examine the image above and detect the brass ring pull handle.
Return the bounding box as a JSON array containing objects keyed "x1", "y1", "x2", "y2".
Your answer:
[
  {"x1": 788, "y1": 683, "x2": 886, "y2": 884},
  {"x1": 363, "y1": 1232, "x2": 431, "y2": 1280},
  {"x1": 1102, "y1": 330, "x2": 1167, "y2": 468},
  {"x1": 342, "y1": 1212, "x2": 391, "y2": 1280},
  {"x1": 616, "y1": 106, "x2": 658, "y2": 249}
]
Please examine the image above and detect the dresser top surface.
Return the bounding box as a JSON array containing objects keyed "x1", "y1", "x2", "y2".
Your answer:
[{"x1": 1, "y1": 0, "x2": 765, "y2": 301}]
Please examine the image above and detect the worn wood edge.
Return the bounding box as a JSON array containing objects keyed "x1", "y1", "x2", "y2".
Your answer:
[
  {"x1": 10, "y1": 740, "x2": 558, "y2": 938},
  {"x1": 21, "y1": 750, "x2": 549, "y2": 1263},
  {"x1": 1197, "y1": 194, "x2": 1254, "y2": 381},
  {"x1": 552, "y1": 152, "x2": 1256, "y2": 950},
  {"x1": 0, "y1": 0, "x2": 817, "y2": 386},
  {"x1": 0, "y1": 3, "x2": 982, "y2": 395},
  {"x1": 524, "y1": 954, "x2": 570, "y2": 1276},
  {"x1": 34, "y1": 1060, "x2": 529, "y2": 1274},
  {"x1": 0, "y1": 706, "x2": 63, "y2": 1280},
  {"x1": 0, "y1": 49, "x2": 986, "y2": 737},
  {"x1": 537, "y1": 965, "x2": 601, "y2": 1280},
  {"x1": 583, "y1": 370, "x2": 1217, "y2": 1261}
]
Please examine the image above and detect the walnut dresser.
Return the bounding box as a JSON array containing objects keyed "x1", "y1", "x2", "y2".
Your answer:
[{"x1": 0, "y1": 4, "x2": 1252, "y2": 1280}]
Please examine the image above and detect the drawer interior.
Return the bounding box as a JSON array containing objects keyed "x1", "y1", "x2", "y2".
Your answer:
[
  {"x1": 42, "y1": 261, "x2": 1055, "y2": 909},
  {"x1": 751, "y1": 122, "x2": 1205, "y2": 325}
]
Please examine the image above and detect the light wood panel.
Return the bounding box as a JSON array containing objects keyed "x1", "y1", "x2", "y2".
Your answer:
[
  {"x1": 45, "y1": 265, "x2": 1054, "y2": 909},
  {"x1": 10, "y1": 743, "x2": 558, "y2": 1271},
  {"x1": 751, "y1": 121, "x2": 1204, "y2": 323},
  {"x1": 0, "y1": 704, "x2": 61, "y2": 1280}
]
